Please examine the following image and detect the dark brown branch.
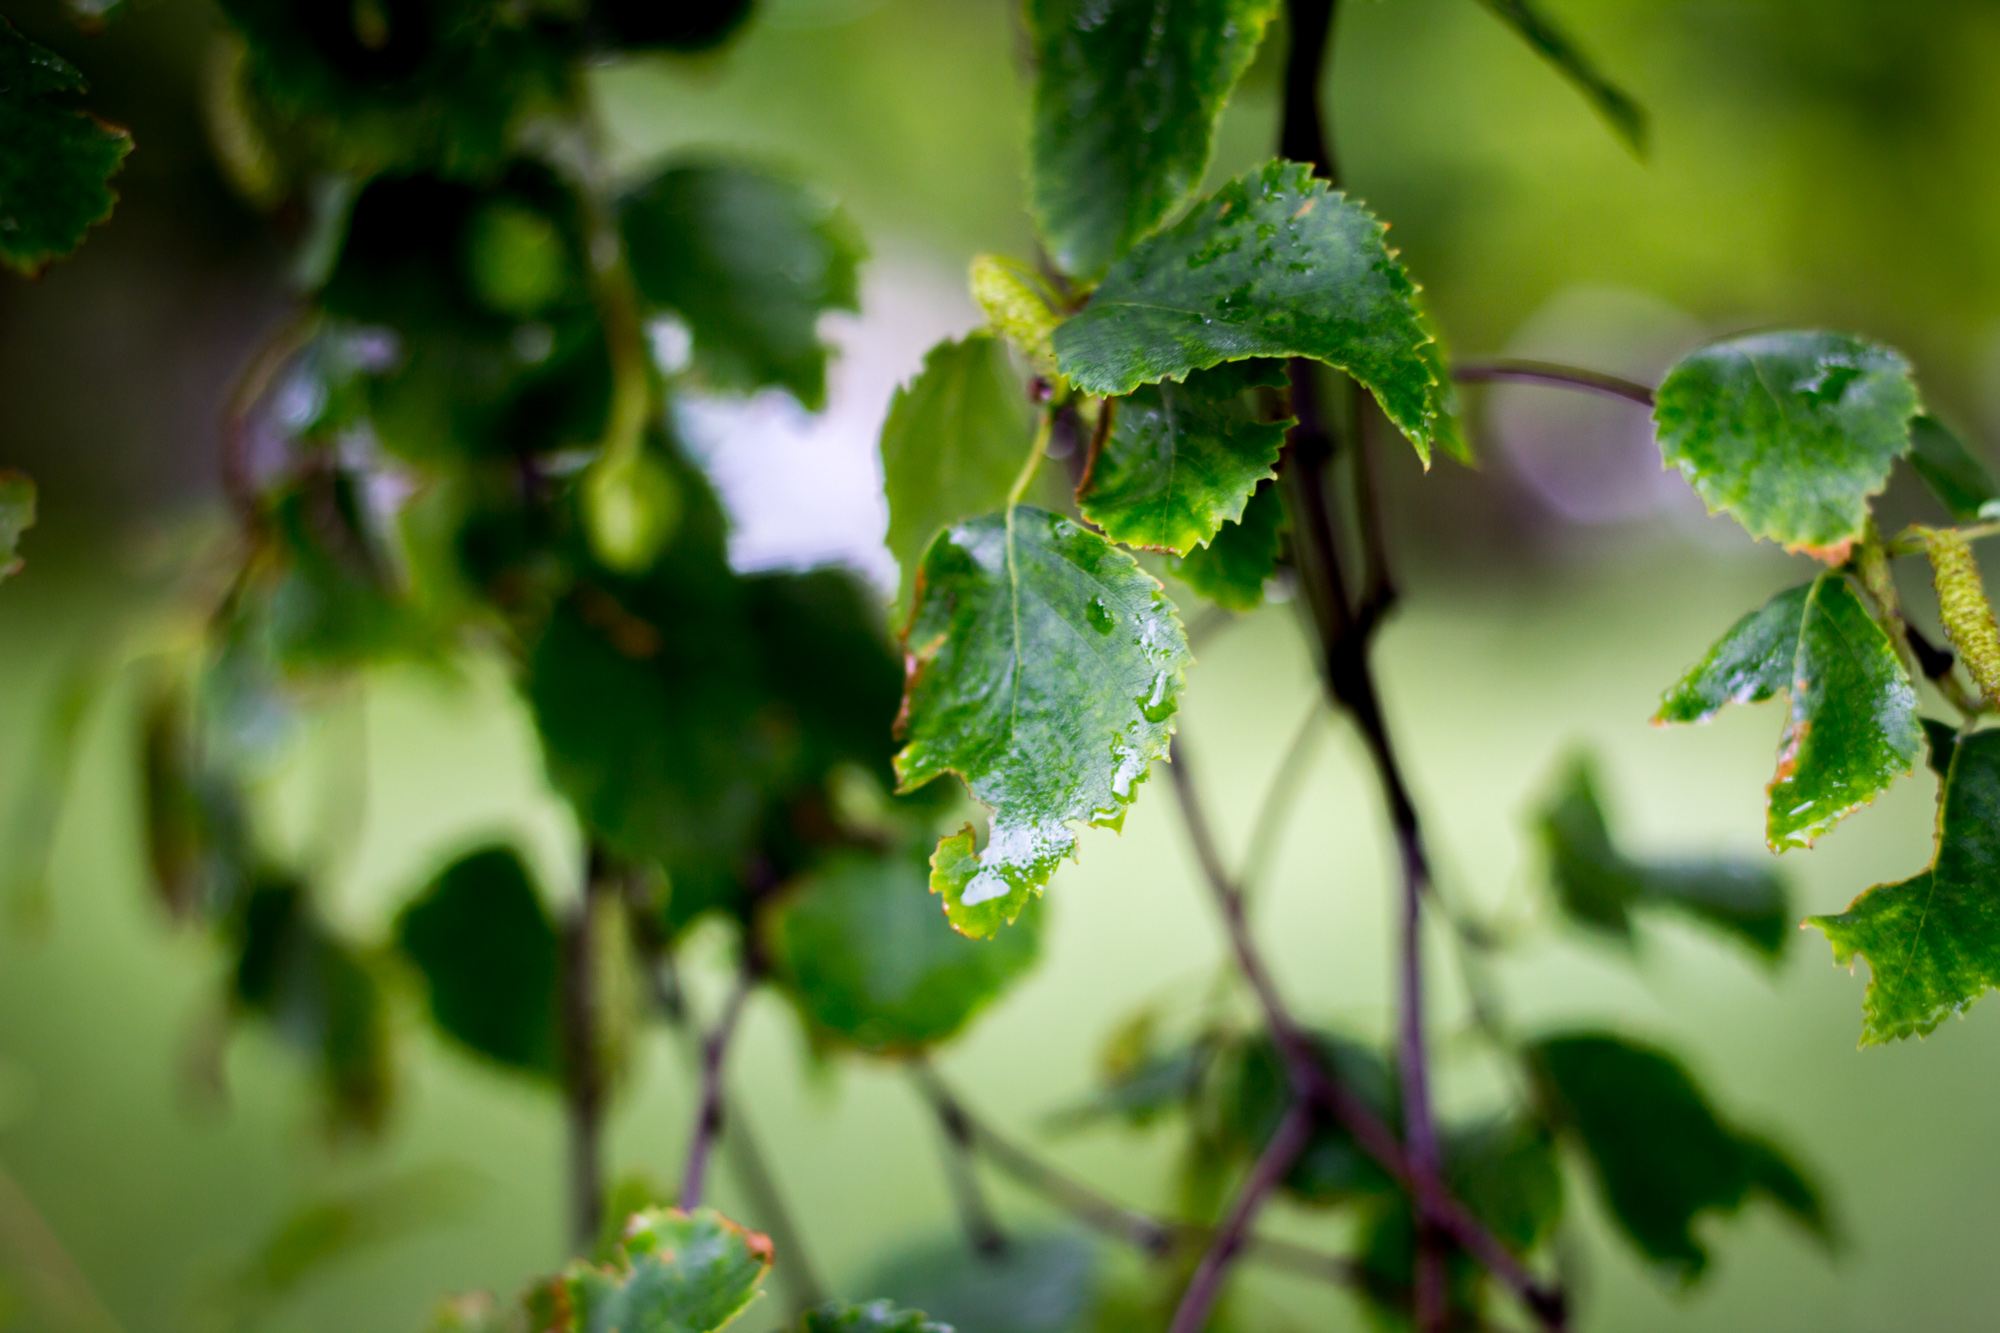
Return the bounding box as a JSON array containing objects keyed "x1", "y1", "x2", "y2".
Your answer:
[
  {"x1": 560, "y1": 865, "x2": 608, "y2": 1253},
  {"x1": 679, "y1": 963, "x2": 755, "y2": 1211},
  {"x1": 1451, "y1": 359, "x2": 1656, "y2": 408},
  {"x1": 1280, "y1": 0, "x2": 1339, "y2": 183},
  {"x1": 1168, "y1": 1101, "x2": 1316, "y2": 1333}
]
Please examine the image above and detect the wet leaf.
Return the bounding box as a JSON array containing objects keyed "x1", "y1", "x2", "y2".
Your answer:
[
  {"x1": 802, "y1": 1300, "x2": 952, "y2": 1333},
  {"x1": 621, "y1": 163, "x2": 864, "y2": 410},
  {"x1": 1166, "y1": 478, "x2": 1283, "y2": 611},
  {"x1": 550, "y1": 1207, "x2": 773, "y2": 1333},
  {"x1": 1078, "y1": 361, "x2": 1291, "y2": 555},
  {"x1": 1653, "y1": 331, "x2": 1920, "y2": 553},
  {"x1": 0, "y1": 21, "x2": 130, "y2": 276},
  {"x1": 1812, "y1": 728, "x2": 2000, "y2": 1044},
  {"x1": 1027, "y1": 0, "x2": 1279, "y2": 278},
  {"x1": 894, "y1": 508, "x2": 1191, "y2": 936},
  {"x1": 1654, "y1": 582, "x2": 1811, "y2": 725},
  {"x1": 1052, "y1": 161, "x2": 1457, "y2": 464},
  {"x1": 1907, "y1": 414, "x2": 1999, "y2": 522},
  {"x1": 1474, "y1": 0, "x2": 1646, "y2": 154}
]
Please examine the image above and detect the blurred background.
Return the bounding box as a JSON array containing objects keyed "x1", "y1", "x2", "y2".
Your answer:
[{"x1": 4, "y1": 0, "x2": 2000, "y2": 1328}]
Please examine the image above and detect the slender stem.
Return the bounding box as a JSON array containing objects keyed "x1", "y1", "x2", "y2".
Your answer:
[
  {"x1": 1167, "y1": 1102, "x2": 1316, "y2": 1333},
  {"x1": 910, "y1": 1062, "x2": 1011, "y2": 1258},
  {"x1": 1888, "y1": 517, "x2": 2000, "y2": 556},
  {"x1": 1280, "y1": 0, "x2": 1340, "y2": 183},
  {"x1": 560, "y1": 867, "x2": 608, "y2": 1253},
  {"x1": 679, "y1": 963, "x2": 755, "y2": 1211},
  {"x1": 1451, "y1": 359, "x2": 1656, "y2": 408},
  {"x1": 1237, "y1": 700, "x2": 1327, "y2": 906},
  {"x1": 1349, "y1": 390, "x2": 1396, "y2": 630}
]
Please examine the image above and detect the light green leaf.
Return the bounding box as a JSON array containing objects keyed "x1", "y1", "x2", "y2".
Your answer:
[
  {"x1": 0, "y1": 21, "x2": 129, "y2": 277},
  {"x1": 770, "y1": 849, "x2": 1042, "y2": 1053},
  {"x1": 801, "y1": 1301, "x2": 952, "y2": 1333},
  {"x1": 895, "y1": 508, "x2": 1190, "y2": 936},
  {"x1": 1475, "y1": 0, "x2": 1646, "y2": 154},
  {"x1": 1812, "y1": 729, "x2": 2000, "y2": 1044},
  {"x1": 1027, "y1": 0, "x2": 1279, "y2": 278},
  {"x1": 1078, "y1": 361, "x2": 1290, "y2": 554},
  {"x1": 879, "y1": 334, "x2": 1032, "y2": 620},
  {"x1": 1539, "y1": 755, "x2": 1788, "y2": 960},
  {"x1": 1653, "y1": 331, "x2": 1921, "y2": 553},
  {"x1": 0, "y1": 473, "x2": 33, "y2": 581},
  {"x1": 553, "y1": 1208, "x2": 773, "y2": 1333},
  {"x1": 1051, "y1": 161, "x2": 1454, "y2": 464},
  {"x1": 621, "y1": 163, "x2": 865, "y2": 410},
  {"x1": 1766, "y1": 571, "x2": 1920, "y2": 850},
  {"x1": 1167, "y1": 478, "x2": 1283, "y2": 610},
  {"x1": 1654, "y1": 582, "x2": 1811, "y2": 725},
  {"x1": 1907, "y1": 414, "x2": 1999, "y2": 522}
]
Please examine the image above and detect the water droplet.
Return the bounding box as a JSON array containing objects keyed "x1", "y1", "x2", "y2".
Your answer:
[
  {"x1": 1085, "y1": 596, "x2": 1114, "y2": 635},
  {"x1": 1138, "y1": 671, "x2": 1174, "y2": 723}
]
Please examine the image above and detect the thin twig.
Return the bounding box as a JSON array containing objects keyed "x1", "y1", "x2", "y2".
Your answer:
[
  {"x1": 1237, "y1": 700, "x2": 1327, "y2": 906},
  {"x1": 910, "y1": 1062, "x2": 1011, "y2": 1258},
  {"x1": 679, "y1": 963, "x2": 755, "y2": 1211},
  {"x1": 560, "y1": 865, "x2": 608, "y2": 1253},
  {"x1": 1167, "y1": 1101, "x2": 1316, "y2": 1333},
  {"x1": 1451, "y1": 360, "x2": 1655, "y2": 408}
]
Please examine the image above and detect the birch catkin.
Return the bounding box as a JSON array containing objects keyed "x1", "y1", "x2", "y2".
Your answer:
[{"x1": 1924, "y1": 526, "x2": 2000, "y2": 705}]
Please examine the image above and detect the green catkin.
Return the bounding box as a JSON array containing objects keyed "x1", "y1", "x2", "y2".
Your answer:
[{"x1": 1924, "y1": 526, "x2": 2000, "y2": 705}]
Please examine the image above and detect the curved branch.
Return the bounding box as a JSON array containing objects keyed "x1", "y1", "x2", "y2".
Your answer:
[
  {"x1": 1167, "y1": 1101, "x2": 1315, "y2": 1333},
  {"x1": 678, "y1": 964, "x2": 755, "y2": 1211},
  {"x1": 1451, "y1": 359, "x2": 1655, "y2": 408}
]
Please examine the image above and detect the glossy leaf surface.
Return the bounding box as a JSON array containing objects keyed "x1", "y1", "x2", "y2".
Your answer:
[
  {"x1": 895, "y1": 508, "x2": 1190, "y2": 936},
  {"x1": 770, "y1": 850, "x2": 1041, "y2": 1052},
  {"x1": 1533, "y1": 1032, "x2": 1831, "y2": 1281},
  {"x1": 1766, "y1": 572, "x2": 1920, "y2": 850},
  {"x1": 1654, "y1": 582, "x2": 1810, "y2": 725},
  {"x1": 0, "y1": 21, "x2": 130, "y2": 277},
  {"x1": 1078, "y1": 361, "x2": 1290, "y2": 554},
  {"x1": 1027, "y1": 0, "x2": 1279, "y2": 277},
  {"x1": 1052, "y1": 161, "x2": 1456, "y2": 463},
  {"x1": 554, "y1": 1208, "x2": 773, "y2": 1333},
  {"x1": 1813, "y1": 729, "x2": 2000, "y2": 1043},
  {"x1": 622, "y1": 163, "x2": 864, "y2": 409},
  {"x1": 879, "y1": 334, "x2": 1032, "y2": 618},
  {"x1": 1167, "y1": 478, "x2": 1283, "y2": 610},
  {"x1": 1475, "y1": 0, "x2": 1645, "y2": 153},
  {"x1": 802, "y1": 1301, "x2": 952, "y2": 1333},
  {"x1": 1907, "y1": 414, "x2": 1999, "y2": 522},
  {"x1": 0, "y1": 472, "x2": 33, "y2": 580},
  {"x1": 1653, "y1": 331, "x2": 1920, "y2": 552}
]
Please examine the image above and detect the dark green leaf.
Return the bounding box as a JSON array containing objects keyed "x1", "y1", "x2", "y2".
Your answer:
[
  {"x1": 879, "y1": 334, "x2": 1032, "y2": 620},
  {"x1": 255, "y1": 469, "x2": 433, "y2": 673},
  {"x1": 1812, "y1": 728, "x2": 2000, "y2": 1044},
  {"x1": 895, "y1": 508, "x2": 1191, "y2": 936},
  {"x1": 1766, "y1": 571, "x2": 1920, "y2": 850},
  {"x1": 1026, "y1": 0, "x2": 1279, "y2": 277},
  {"x1": 770, "y1": 849, "x2": 1041, "y2": 1053},
  {"x1": 1078, "y1": 361, "x2": 1290, "y2": 555},
  {"x1": 743, "y1": 568, "x2": 906, "y2": 792},
  {"x1": 1219, "y1": 1031, "x2": 1396, "y2": 1206},
  {"x1": 867, "y1": 1234, "x2": 1094, "y2": 1333},
  {"x1": 1653, "y1": 331, "x2": 1921, "y2": 553},
  {"x1": 0, "y1": 21, "x2": 129, "y2": 276},
  {"x1": 592, "y1": 0, "x2": 754, "y2": 52},
  {"x1": 802, "y1": 1301, "x2": 952, "y2": 1333},
  {"x1": 1166, "y1": 478, "x2": 1283, "y2": 611},
  {"x1": 1532, "y1": 1032, "x2": 1831, "y2": 1281},
  {"x1": 1538, "y1": 755, "x2": 1789, "y2": 959},
  {"x1": 1475, "y1": 0, "x2": 1646, "y2": 154},
  {"x1": 139, "y1": 673, "x2": 250, "y2": 922},
  {"x1": 1052, "y1": 161, "x2": 1458, "y2": 464},
  {"x1": 554, "y1": 1208, "x2": 773, "y2": 1333},
  {"x1": 396, "y1": 846, "x2": 560, "y2": 1078},
  {"x1": 1653, "y1": 582, "x2": 1811, "y2": 725},
  {"x1": 1907, "y1": 413, "x2": 1999, "y2": 522},
  {"x1": 0, "y1": 472, "x2": 33, "y2": 581},
  {"x1": 621, "y1": 163, "x2": 864, "y2": 410}
]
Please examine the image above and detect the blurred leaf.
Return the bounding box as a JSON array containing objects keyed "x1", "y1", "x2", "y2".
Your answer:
[
  {"x1": 1765, "y1": 571, "x2": 1919, "y2": 850},
  {"x1": 1166, "y1": 479, "x2": 1283, "y2": 611},
  {"x1": 0, "y1": 21, "x2": 129, "y2": 277},
  {"x1": 879, "y1": 334, "x2": 1032, "y2": 621},
  {"x1": 1538, "y1": 755, "x2": 1788, "y2": 959},
  {"x1": 1215, "y1": 1031, "x2": 1396, "y2": 1206},
  {"x1": 1078, "y1": 361, "x2": 1291, "y2": 556},
  {"x1": 1475, "y1": 0, "x2": 1647, "y2": 154},
  {"x1": 867, "y1": 1233, "x2": 1095, "y2": 1333},
  {"x1": 895, "y1": 508, "x2": 1190, "y2": 936},
  {"x1": 1653, "y1": 582, "x2": 1810, "y2": 725},
  {"x1": 138, "y1": 671, "x2": 252, "y2": 923},
  {"x1": 1812, "y1": 728, "x2": 2000, "y2": 1044},
  {"x1": 1026, "y1": 0, "x2": 1279, "y2": 278},
  {"x1": 591, "y1": 0, "x2": 754, "y2": 52},
  {"x1": 1653, "y1": 331, "x2": 1920, "y2": 554},
  {"x1": 426, "y1": 1291, "x2": 518, "y2": 1333},
  {"x1": 256, "y1": 468, "x2": 432, "y2": 674},
  {"x1": 969, "y1": 256, "x2": 1061, "y2": 375},
  {"x1": 803, "y1": 1300, "x2": 952, "y2": 1333},
  {"x1": 1052, "y1": 161, "x2": 1458, "y2": 465},
  {"x1": 1531, "y1": 1032, "x2": 1832, "y2": 1282},
  {"x1": 0, "y1": 473, "x2": 33, "y2": 580},
  {"x1": 1907, "y1": 414, "x2": 1999, "y2": 522},
  {"x1": 621, "y1": 163, "x2": 864, "y2": 409},
  {"x1": 544, "y1": 1207, "x2": 773, "y2": 1333},
  {"x1": 396, "y1": 846, "x2": 561, "y2": 1078},
  {"x1": 1922, "y1": 716, "x2": 1958, "y2": 778},
  {"x1": 769, "y1": 849, "x2": 1042, "y2": 1053}
]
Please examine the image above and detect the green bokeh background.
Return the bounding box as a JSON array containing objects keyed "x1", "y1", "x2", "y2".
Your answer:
[{"x1": 4, "y1": 0, "x2": 2000, "y2": 1329}]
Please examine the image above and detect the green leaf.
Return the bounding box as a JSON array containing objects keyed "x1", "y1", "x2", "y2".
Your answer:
[
  {"x1": 396, "y1": 846, "x2": 561, "y2": 1078},
  {"x1": 621, "y1": 163, "x2": 865, "y2": 410},
  {"x1": 591, "y1": 0, "x2": 754, "y2": 52},
  {"x1": 1078, "y1": 361, "x2": 1291, "y2": 555},
  {"x1": 0, "y1": 21, "x2": 130, "y2": 277},
  {"x1": 879, "y1": 334, "x2": 1032, "y2": 620},
  {"x1": 1766, "y1": 571, "x2": 1920, "y2": 850},
  {"x1": 1474, "y1": 0, "x2": 1646, "y2": 154},
  {"x1": 0, "y1": 472, "x2": 34, "y2": 581},
  {"x1": 553, "y1": 1208, "x2": 773, "y2": 1333},
  {"x1": 801, "y1": 1301, "x2": 952, "y2": 1333},
  {"x1": 1653, "y1": 582, "x2": 1811, "y2": 725},
  {"x1": 1166, "y1": 477, "x2": 1283, "y2": 611},
  {"x1": 1539, "y1": 755, "x2": 1789, "y2": 959},
  {"x1": 770, "y1": 849, "x2": 1041, "y2": 1053},
  {"x1": 1653, "y1": 331, "x2": 1921, "y2": 554},
  {"x1": 1219, "y1": 1031, "x2": 1397, "y2": 1206},
  {"x1": 866, "y1": 1233, "x2": 1094, "y2": 1333},
  {"x1": 1026, "y1": 0, "x2": 1279, "y2": 278},
  {"x1": 1811, "y1": 729, "x2": 2000, "y2": 1044},
  {"x1": 1531, "y1": 1032, "x2": 1831, "y2": 1282},
  {"x1": 1907, "y1": 413, "x2": 1999, "y2": 522},
  {"x1": 894, "y1": 508, "x2": 1191, "y2": 936},
  {"x1": 1051, "y1": 161, "x2": 1456, "y2": 464}
]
